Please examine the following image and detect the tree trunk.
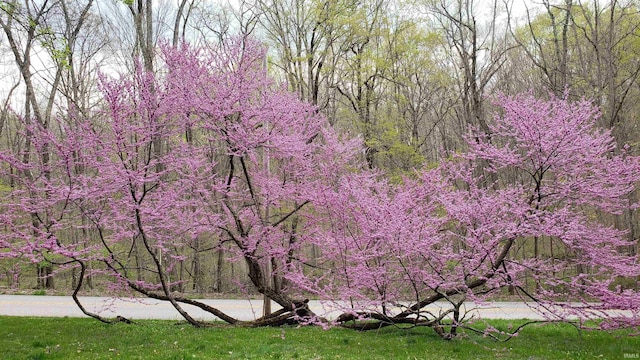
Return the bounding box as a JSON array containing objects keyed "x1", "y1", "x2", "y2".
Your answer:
[{"x1": 215, "y1": 247, "x2": 224, "y2": 293}]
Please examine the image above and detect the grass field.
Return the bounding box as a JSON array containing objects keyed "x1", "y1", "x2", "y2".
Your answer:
[{"x1": 0, "y1": 316, "x2": 638, "y2": 359}]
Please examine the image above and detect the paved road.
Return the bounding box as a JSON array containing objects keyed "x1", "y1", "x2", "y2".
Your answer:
[{"x1": 0, "y1": 295, "x2": 551, "y2": 321}]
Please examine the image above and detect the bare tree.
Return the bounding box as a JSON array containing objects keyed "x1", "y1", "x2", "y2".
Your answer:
[
  {"x1": 510, "y1": 0, "x2": 573, "y2": 96},
  {"x1": 428, "y1": 0, "x2": 514, "y2": 137}
]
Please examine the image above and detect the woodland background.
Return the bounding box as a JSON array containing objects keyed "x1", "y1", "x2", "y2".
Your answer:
[{"x1": 0, "y1": 0, "x2": 638, "y2": 296}]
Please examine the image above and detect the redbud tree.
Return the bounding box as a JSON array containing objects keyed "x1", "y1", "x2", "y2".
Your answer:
[
  {"x1": 0, "y1": 37, "x2": 359, "y2": 326},
  {"x1": 0, "y1": 35, "x2": 638, "y2": 337},
  {"x1": 305, "y1": 93, "x2": 640, "y2": 338}
]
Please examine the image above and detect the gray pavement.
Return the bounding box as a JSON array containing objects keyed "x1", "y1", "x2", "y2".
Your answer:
[{"x1": 0, "y1": 295, "x2": 550, "y2": 321}]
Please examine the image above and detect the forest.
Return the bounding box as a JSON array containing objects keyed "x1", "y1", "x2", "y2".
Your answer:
[{"x1": 0, "y1": 0, "x2": 639, "y2": 337}]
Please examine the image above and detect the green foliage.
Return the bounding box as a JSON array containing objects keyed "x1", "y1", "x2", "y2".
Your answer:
[
  {"x1": 0, "y1": 317, "x2": 637, "y2": 359},
  {"x1": 0, "y1": 1, "x2": 17, "y2": 16},
  {"x1": 0, "y1": 180, "x2": 12, "y2": 194},
  {"x1": 367, "y1": 119, "x2": 425, "y2": 181},
  {"x1": 38, "y1": 34, "x2": 71, "y2": 70}
]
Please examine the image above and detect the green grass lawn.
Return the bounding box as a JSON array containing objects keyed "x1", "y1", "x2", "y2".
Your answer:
[{"x1": 0, "y1": 316, "x2": 638, "y2": 359}]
